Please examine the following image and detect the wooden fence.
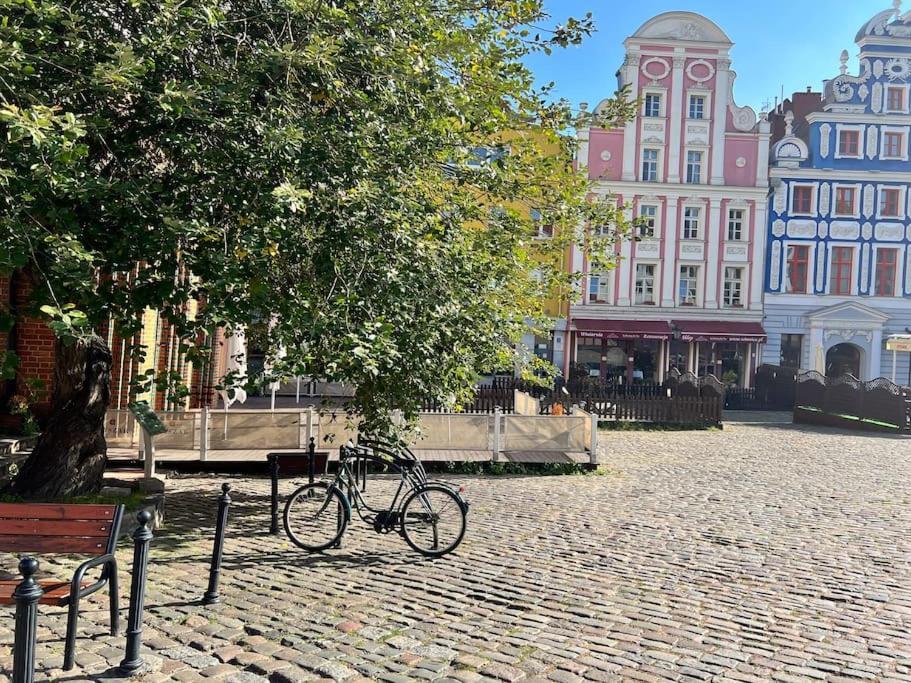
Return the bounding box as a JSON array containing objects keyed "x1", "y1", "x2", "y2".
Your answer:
[
  {"x1": 547, "y1": 395, "x2": 722, "y2": 426},
  {"x1": 487, "y1": 371, "x2": 724, "y2": 426},
  {"x1": 794, "y1": 372, "x2": 910, "y2": 434},
  {"x1": 421, "y1": 386, "x2": 515, "y2": 414}
]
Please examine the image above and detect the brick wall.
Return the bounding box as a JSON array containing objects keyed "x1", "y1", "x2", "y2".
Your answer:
[
  {"x1": 0, "y1": 267, "x2": 216, "y2": 430},
  {"x1": 9, "y1": 273, "x2": 56, "y2": 420}
]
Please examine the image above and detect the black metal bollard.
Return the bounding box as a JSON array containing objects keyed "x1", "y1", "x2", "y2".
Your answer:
[
  {"x1": 308, "y1": 437, "x2": 316, "y2": 485},
  {"x1": 13, "y1": 557, "x2": 42, "y2": 683},
  {"x1": 118, "y1": 511, "x2": 153, "y2": 675},
  {"x1": 269, "y1": 455, "x2": 279, "y2": 535},
  {"x1": 203, "y1": 483, "x2": 231, "y2": 605}
]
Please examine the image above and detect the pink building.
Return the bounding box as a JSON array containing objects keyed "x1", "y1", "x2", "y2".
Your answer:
[{"x1": 569, "y1": 12, "x2": 771, "y2": 387}]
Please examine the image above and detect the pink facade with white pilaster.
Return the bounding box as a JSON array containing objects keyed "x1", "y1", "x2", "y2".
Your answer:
[{"x1": 569, "y1": 12, "x2": 772, "y2": 387}]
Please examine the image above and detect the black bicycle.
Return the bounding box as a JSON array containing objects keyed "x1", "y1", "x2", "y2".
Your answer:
[{"x1": 282, "y1": 439, "x2": 468, "y2": 557}]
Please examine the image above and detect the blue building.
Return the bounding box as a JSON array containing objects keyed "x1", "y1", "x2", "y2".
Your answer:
[{"x1": 763, "y1": 3, "x2": 911, "y2": 382}]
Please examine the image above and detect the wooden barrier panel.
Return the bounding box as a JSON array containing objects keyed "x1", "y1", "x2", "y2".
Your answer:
[{"x1": 794, "y1": 371, "x2": 910, "y2": 433}]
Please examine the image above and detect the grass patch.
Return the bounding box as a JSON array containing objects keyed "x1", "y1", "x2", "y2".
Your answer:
[
  {"x1": 797, "y1": 407, "x2": 902, "y2": 431},
  {"x1": 861, "y1": 418, "x2": 900, "y2": 429},
  {"x1": 437, "y1": 461, "x2": 592, "y2": 476},
  {"x1": 598, "y1": 421, "x2": 720, "y2": 432}
]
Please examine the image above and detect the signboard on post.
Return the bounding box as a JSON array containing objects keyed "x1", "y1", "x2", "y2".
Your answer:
[
  {"x1": 885, "y1": 335, "x2": 911, "y2": 384},
  {"x1": 128, "y1": 402, "x2": 167, "y2": 479},
  {"x1": 128, "y1": 402, "x2": 168, "y2": 436},
  {"x1": 886, "y1": 336, "x2": 911, "y2": 353}
]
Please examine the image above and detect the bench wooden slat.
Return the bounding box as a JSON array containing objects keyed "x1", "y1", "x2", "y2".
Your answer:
[
  {"x1": 0, "y1": 536, "x2": 108, "y2": 553},
  {"x1": 0, "y1": 519, "x2": 113, "y2": 537},
  {"x1": 0, "y1": 503, "x2": 116, "y2": 521},
  {"x1": 0, "y1": 579, "x2": 90, "y2": 607}
]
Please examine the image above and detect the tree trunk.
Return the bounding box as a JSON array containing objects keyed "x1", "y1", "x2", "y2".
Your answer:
[{"x1": 10, "y1": 335, "x2": 112, "y2": 498}]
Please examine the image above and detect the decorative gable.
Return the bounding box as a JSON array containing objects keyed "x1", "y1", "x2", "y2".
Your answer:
[{"x1": 806, "y1": 301, "x2": 892, "y2": 324}]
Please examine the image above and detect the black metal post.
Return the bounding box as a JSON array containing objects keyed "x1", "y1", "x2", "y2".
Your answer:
[
  {"x1": 269, "y1": 455, "x2": 279, "y2": 534},
  {"x1": 203, "y1": 483, "x2": 232, "y2": 605},
  {"x1": 118, "y1": 511, "x2": 153, "y2": 676},
  {"x1": 13, "y1": 557, "x2": 42, "y2": 683},
  {"x1": 308, "y1": 437, "x2": 316, "y2": 484}
]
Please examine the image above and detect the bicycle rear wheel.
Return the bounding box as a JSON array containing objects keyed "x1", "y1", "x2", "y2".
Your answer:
[
  {"x1": 400, "y1": 483, "x2": 467, "y2": 557},
  {"x1": 283, "y1": 482, "x2": 348, "y2": 551}
]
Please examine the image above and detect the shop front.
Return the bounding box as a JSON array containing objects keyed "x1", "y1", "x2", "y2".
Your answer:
[
  {"x1": 569, "y1": 319, "x2": 766, "y2": 387},
  {"x1": 672, "y1": 320, "x2": 766, "y2": 388},
  {"x1": 571, "y1": 319, "x2": 672, "y2": 384}
]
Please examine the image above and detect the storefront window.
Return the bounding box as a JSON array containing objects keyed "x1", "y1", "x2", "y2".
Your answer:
[
  {"x1": 668, "y1": 340, "x2": 689, "y2": 374},
  {"x1": 576, "y1": 340, "x2": 602, "y2": 378},
  {"x1": 633, "y1": 340, "x2": 659, "y2": 383},
  {"x1": 715, "y1": 342, "x2": 743, "y2": 385},
  {"x1": 696, "y1": 344, "x2": 714, "y2": 377},
  {"x1": 603, "y1": 345, "x2": 627, "y2": 383}
]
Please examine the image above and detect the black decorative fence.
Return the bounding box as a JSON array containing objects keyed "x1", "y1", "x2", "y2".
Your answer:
[
  {"x1": 794, "y1": 372, "x2": 911, "y2": 434},
  {"x1": 540, "y1": 370, "x2": 723, "y2": 427},
  {"x1": 723, "y1": 364, "x2": 798, "y2": 411}
]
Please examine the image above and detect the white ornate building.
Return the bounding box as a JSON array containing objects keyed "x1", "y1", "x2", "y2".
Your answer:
[
  {"x1": 569, "y1": 12, "x2": 771, "y2": 387},
  {"x1": 762, "y1": 3, "x2": 911, "y2": 382}
]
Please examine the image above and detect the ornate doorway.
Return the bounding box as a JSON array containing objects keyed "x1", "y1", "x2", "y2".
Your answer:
[{"x1": 825, "y1": 343, "x2": 862, "y2": 379}]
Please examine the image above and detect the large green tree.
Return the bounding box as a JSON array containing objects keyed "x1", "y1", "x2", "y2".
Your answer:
[{"x1": 0, "y1": 0, "x2": 636, "y2": 496}]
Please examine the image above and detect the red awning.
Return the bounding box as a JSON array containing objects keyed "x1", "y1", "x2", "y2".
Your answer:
[
  {"x1": 672, "y1": 320, "x2": 767, "y2": 343},
  {"x1": 574, "y1": 319, "x2": 672, "y2": 341}
]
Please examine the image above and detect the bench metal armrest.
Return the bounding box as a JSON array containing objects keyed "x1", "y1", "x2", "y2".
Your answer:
[{"x1": 71, "y1": 553, "x2": 116, "y2": 598}]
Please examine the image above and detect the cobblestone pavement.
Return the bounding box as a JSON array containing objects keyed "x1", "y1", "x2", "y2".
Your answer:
[{"x1": 2, "y1": 421, "x2": 911, "y2": 682}]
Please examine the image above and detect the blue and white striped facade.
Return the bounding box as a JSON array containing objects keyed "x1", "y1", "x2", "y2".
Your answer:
[{"x1": 762, "y1": 4, "x2": 911, "y2": 381}]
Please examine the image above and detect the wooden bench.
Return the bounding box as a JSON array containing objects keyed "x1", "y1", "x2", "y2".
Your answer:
[{"x1": 0, "y1": 503, "x2": 124, "y2": 671}]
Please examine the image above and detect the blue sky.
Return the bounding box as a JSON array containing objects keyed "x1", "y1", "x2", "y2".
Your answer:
[{"x1": 524, "y1": 1, "x2": 887, "y2": 112}]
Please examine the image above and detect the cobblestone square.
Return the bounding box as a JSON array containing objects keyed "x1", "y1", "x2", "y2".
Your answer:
[{"x1": 2, "y1": 419, "x2": 910, "y2": 682}]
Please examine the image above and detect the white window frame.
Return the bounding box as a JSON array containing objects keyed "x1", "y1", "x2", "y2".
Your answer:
[
  {"x1": 789, "y1": 182, "x2": 817, "y2": 216},
  {"x1": 685, "y1": 149, "x2": 704, "y2": 184},
  {"x1": 637, "y1": 203, "x2": 660, "y2": 239},
  {"x1": 687, "y1": 91, "x2": 711, "y2": 120},
  {"x1": 826, "y1": 243, "x2": 859, "y2": 296},
  {"x1": 722, "y1": 265, "x2": 746, "y2": 308},
  {"x1": 642, "y1": 91, "x2": 664, "y2": 118},
  {"x1": 782, "y1": 241, "x2": 816, "y2": 294},
  {"x1": 872, "y1": 245, "x2": 902, "y2": 297},
  {"x1": 530, "y1": 209, "x2": 553, "y2": 239},
  {"x1": 834, "y1": 123, "x2": 865, "y2": 160},
  {"x1": 880, "y1": 126, "x2": 909, "y2": 161},
  {"x1": 726, "y1": 207, "x2": 745, "y2": 241},
  {"x1": 641, "y1": 148, "x2": 661, "y2": 182},
  {"x1": 588, "y1": 271, "x2": 612, "y2": 304},
  {"x1": 677, "y1": 264, "x2": 700, "y2": 306},
  {"x1": 876, "y1": 184, "x2": 907, "y2": 220},
  {"x1": 884, "y1": 84, "x2": 910, "y2": 114},
  {"x1": 832, "y1": 182, "x2": 861, "y2": 219},
  {"x1": 682, "y1": 206, "x2": 702, "y2": 240},
  {"x1": 633, "y1": 262, "x2": 658, "y2": 305}
]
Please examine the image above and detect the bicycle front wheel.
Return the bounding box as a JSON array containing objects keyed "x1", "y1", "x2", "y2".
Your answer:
[
  {"x1": 283, "y1": 482, "x2": 348, "y2": 551},
  {"x1": 400, "y1": 483, "x2": 467, "y2": 557}
]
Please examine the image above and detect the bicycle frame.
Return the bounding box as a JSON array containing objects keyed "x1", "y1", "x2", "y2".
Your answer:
[{"x1": 329, "y1": 444, "x2": 429, "y2": 530}]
